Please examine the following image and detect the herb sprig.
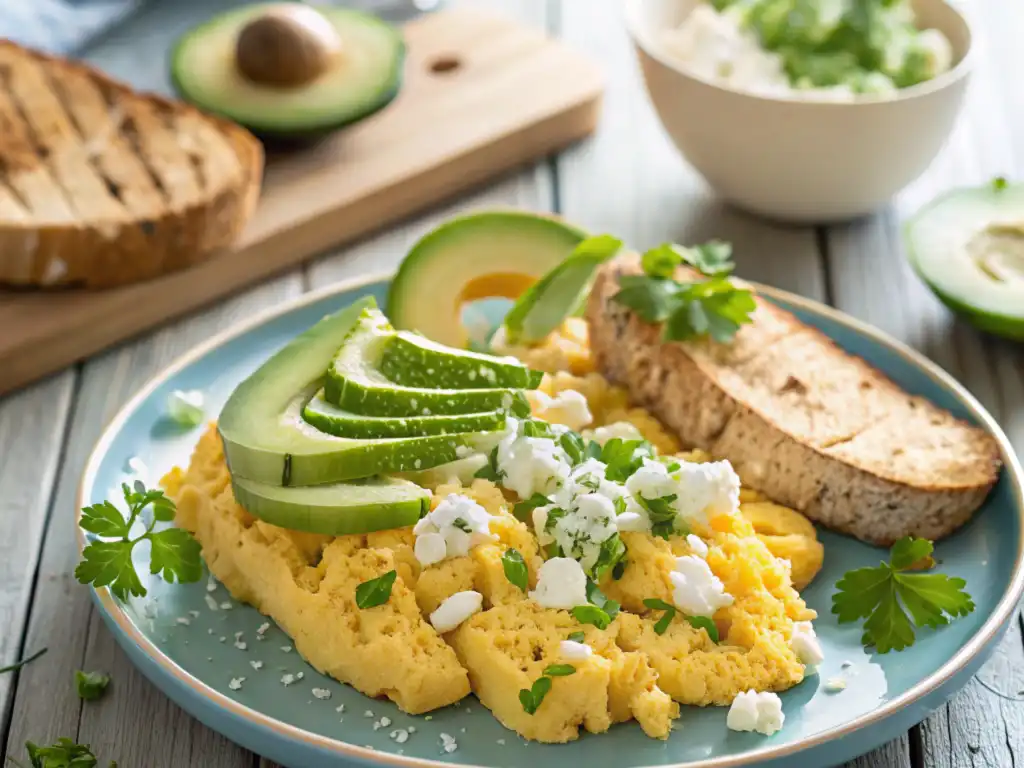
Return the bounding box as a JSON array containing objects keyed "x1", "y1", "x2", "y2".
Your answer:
[
  {"x1": 571, "y1": 580, "x2": 620, "y2": 630},
  {"x1": 355, "y1": 570, "x2": 398, "y2": 609},
  {"x1": 612, "y1": 241, "x2": 757, "y2": 343},
  {"x1": 832, "y1": 537, "x2": 974, "y2": 653},
  {"x1": 75, "y1": 671, "x2": 111, "y2": 702},
  {"x1": 75, "y1": 482, "x2": 202, "y2": 600},
  {"x1": 0, "y1": 647, "x2": 47, "y2": 675},
  {"x1": 519, "y1": 664, "x2": 578, "y2": 715},
  {"x1": 8, "y1": 738, "x2": 115, "y2": 768}
]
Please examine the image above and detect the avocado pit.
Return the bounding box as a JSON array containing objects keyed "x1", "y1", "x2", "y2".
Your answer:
[
  {"x1": 967, "y1": 223, "x2": 1024, "y2": 284},
  {"x1": 235, "y1": 3, "x2": 342, "y2": 88}
]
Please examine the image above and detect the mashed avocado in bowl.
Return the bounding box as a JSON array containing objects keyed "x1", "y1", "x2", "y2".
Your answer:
[{"x1": 662, "y1": 0, "x2": 954, "y2": 100}]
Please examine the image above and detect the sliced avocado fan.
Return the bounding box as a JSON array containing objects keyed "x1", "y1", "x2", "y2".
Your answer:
[{"x1": 907, "y1": 178, "x2": 1024, "y2": 340}]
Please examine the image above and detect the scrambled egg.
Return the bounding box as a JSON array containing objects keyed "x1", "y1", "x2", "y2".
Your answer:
[{"x1": 161, "y1": 319, "x2": 826, "y2": 744}]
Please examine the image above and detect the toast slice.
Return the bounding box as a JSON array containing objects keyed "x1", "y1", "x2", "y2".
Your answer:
[
  {"x1": 587, "y1": 254, "x2": 1002, "y2": 546},
  {"x1": 0, "y1": 40, "x2": 263, "y2": 289}
]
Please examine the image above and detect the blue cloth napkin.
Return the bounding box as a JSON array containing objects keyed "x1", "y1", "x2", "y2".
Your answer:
[{"x1": 0, "y1": 0, "x2": 141, "y2": 54}]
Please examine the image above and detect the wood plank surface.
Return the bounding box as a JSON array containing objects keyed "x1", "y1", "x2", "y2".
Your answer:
[{"x1": 0, "y1": 4, "x2": 602, "y2": 398}]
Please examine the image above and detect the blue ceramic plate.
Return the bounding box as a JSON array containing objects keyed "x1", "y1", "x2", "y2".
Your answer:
[{"x1": 79, "y1": 274, "x2": 1024, "y2": 768}]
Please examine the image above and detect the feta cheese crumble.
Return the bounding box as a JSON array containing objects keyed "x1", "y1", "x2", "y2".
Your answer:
[
  {"x1": 726, "y1": 690, "x2": 785, "y2": 735},
  {"x1": 686, "y1": 534, "x2": 709, "y2": 558},
  {"x1": 312, "y1": 687, "x2": 332, "y2": 700},
  {"x1": 228, "y1": 677, "x2": 245, "y2": 691},
  {"x1": 429, "y1": 590, "x2": 484, "y2": 633},
  {"x1": 625, "y1": 458, "x2": 740, "y2": 533},
  {"x1": 530, "y1": 557, "x2": 588, "y2": 610},
  {"x1": 670, "y1": 555, "x2": 734, "y2": 617},
  {"x1": 496, "y1": 418, "x2": 572, "y2": 499},
  {"x1": 440, "y1": 733, "x2": 458, "y2": 754},
  {"x1": 547, "y1": 493, "x2": 619, "y2": 574},
  {"x1": 790, "y1": 621, "x2": 825, "y2": 666},
  {"x1": 414, "y1": 494, "x2": 494, "y2": 566},
  {"x1": 537, "y1": 389, "x2": 593, "y2": 431},
  {"x1": 560, "y1": 640, "x2": 593, "y2": 661},
  {"x1": 582, "y1": 421, "x2": 644, "y2": 446}
]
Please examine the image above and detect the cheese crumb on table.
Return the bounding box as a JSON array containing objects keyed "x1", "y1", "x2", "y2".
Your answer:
[
  {"x1": 228, "y1": 677, "x2": 245, "y2": 691},
  {"x1": 430, "y1": 591, "x2": 484, "y2": 633},
  {"x1": 312, "y1": 688, "x2": 332, "y2": 700},
  {"x1": 726, "y1": 690, "x2": 785, "y2": 735}
]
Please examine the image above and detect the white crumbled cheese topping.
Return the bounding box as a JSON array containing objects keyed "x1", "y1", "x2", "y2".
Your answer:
[
  {"x1": 496, "y1": 418, "x2": 572, "y2": 499},
  {"x1": 206, "y1": 575, "x2": 217, "y2": 593},
  {"x1": 440, "y1": 733, "x2": 458, "y2": 753},
  {"x1": 256, "y1": 622, "x2": 270, "y2": 637},
  {"x1": 391, "y1": 729, "x2": 410, "y2": 743},
  {"x1": 625, "y1": 458, "x2": 740, "y2": 533},
  {"x1": 727, "y1": 690, "x2": 785, "y2": 735},
  {"x1": 542, "y1": 390, "x2": 593, "y2": 431},
  {"x1": 530, "y1": 557, "x2": 588, "y2": 610},
  {"x1": 429, "y1": 591, "x2": 484, "y2": 633},
  {"x1": 204, "y1": 594, "x2": 219, "y2": 611},
  {"x1": 824, "y1": 677, "x2": 847, "y2": 693},
  {"x1": 228, "y1": 677, "x2": 245, "y2": 691},
  {"x1": 281, "y1": 674, "x2": 296, "y2": 686},
  {"x1": 670, "y1": 555, "x2": 734, "y2": 617},
  {"x1": 582, "y1": 420, "x2": 644, "y2": 446},
  {"x1": 380, "y1": 716, "x2": 391, "y2": 727},
  {"x1": 566, "y1": 458, "x2": 625, "y2": 505},
  {"x1": 686, "y1": 534, "x2": 709, "y2": 558},
  {"x1": 559, "y1": 640, "x2": 593, "y2": 661},
  {"x1": 413, "y1": 494, "x2": 494, "y2": 566},
  {"x1": 550, "y1": 493, "x2": 618, "y2": 574},
  {"x1": 790, "y1": 621, "x2": 825, "y2": 666},
  {"x1": 312, "y1": 687, "x2": 332, "y2": 700},
  {"x1": 249, "y1": 660, "x2": 263, "y2": 671}
]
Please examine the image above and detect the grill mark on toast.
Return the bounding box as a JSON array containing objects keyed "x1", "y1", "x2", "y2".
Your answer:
[
  {"x1": 1, "y1": 50, "x2": 122, "y2": 223},
  {"x1": 173, "y1": 110, "x2": 244, "y2": 198},
  {"x1": 0, "y1": 160, "x2": 32, "y2": 217},
  {"x1": 118, "y1": 96, "x2": 202, "y2": 210},
  {"x1": 50, "y1": 65, "x2": 165, "y2": 219},
  {"x1": 0, "y1": 62, "x2": 74, "y2": 221}
]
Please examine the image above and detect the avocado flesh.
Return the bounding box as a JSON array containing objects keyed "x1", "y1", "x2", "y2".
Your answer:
[
  {"x1": 381, "y1": 331, "x2": 543, "y2": 389},
  {"x1": 218, "y1": 298, "x2": 497, "y2": 487},
  {"x1": 396, "y1": 454, "x2": 488, "y2": 487},
  {"x1": 302, "y1": 388, "x2": 508, "y2": 438},
  {"x1": 907, "y1": 183, "x2": 1024, "y2": 340},
  {"x1": 170, "y1": 5, "x2": 404, "y2": 137},
  {"x1": 325, "y1": 308, "x2": 533, "y2": 417},
  {"x1": 387, "y1": 212, "x2": 588, "y2": 348},
  {"x1": 232, "y1": 475, "x2": 429, "y2": 535}
]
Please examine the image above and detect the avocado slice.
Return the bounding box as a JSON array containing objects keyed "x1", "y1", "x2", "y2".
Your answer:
[
  {"x1": 170, "y1": 4, "x2": 403, "y2": 137},
  {"x1": 387, "y1": 212, "x2": 588, "y2": 348},
  {"x1": 396, "y1": 454, "x2": 488, "y2": 487},
  {"x1": 302, "y1": 388, "x2": 508, "y2": 438},
  {"x1": 218, "y1": 298, "x2": 497, "y2": 487},
  {"x1": 381, "y1": 331, "x2": 542, "y2": 389},
  {"x1": 907, "y1": 180, "x2": 1024, "y2": 340},
  {"x1": 324, "y1": 307, "x2": 534, "y2": 417},
  {"x1": 232, "y1": 475, "x2": 429, "y2": 535}
]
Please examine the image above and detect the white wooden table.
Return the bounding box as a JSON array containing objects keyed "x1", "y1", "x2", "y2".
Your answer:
[{"x1": 2, "y1": 1, "x2": 1023, "y2": 766}]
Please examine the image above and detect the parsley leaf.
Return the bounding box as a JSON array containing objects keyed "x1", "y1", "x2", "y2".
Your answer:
[
  {"x1": 993, "y1": 176, "x2": 1009, "y2": 192},
  {"x1": 75, "y1": 671, "x2": 111, "y2": 702},
  {"x1": 635, "y1": 493, "x2": 681, "y2": 540},
  {"x1": 519, "y1": 675, "x2": 553, "y2": 715},
  {"x1": 572, "y1": 579, "x2": 621, "y2": 629},
  {"x1": 521, "y1": 419, "x2": 556, "y2": 439},
  {"x1": 0, "y1": 647, "x2": 47, "y2": 676},
  {"x1": 13, "y1": 738, "x2": 115, "y2": 768},
  {"x1": 600, "y1": 438, "x2": 654, "y2": 483},
  {"x1": 512, "y1": 493, "x2": 550, "y2": 523},
  {"x1": 75, "y1": 483, "x2": 201, "y2": 601},
  {"x1": 685, "y1": 615, "x2": 720, "y2": 643},
  {"x1": 567, "y1": 631, "x2": 585, "y2": 643},
  {"x1": 474, "y1": 446, "x2": 504, "y2": 483},
  {"x1": 612, "y1": 241, "x2": 756, "y2": 345},
  {"x1": 558, "y1": 430, "x2": 588, "y2": 467},
  {"x1": 355, "y1": 570, "x2": 397, "y2": 609},
  {"x1": 543, "y1": 664, "x2": 576, "y2": 677},
  {"x1": 832, "y1": 537, "x2": 975, "y2": 653},
  {"x1": 502, "y1": 548, "x2": 529, "y2": 592},
  {"x1": 643, "y1": 598, "x2": 677, "y2": 635},
  {"x1": 590, "y1": 534, "x2": 627, "y2": 583}
]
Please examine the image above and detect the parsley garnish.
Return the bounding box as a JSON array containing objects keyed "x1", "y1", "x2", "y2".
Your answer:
[
  {"x1": 993, "y1": 176, "x2": 1009, "y2": 192},
  {"x1": 571, "y1": 580, "x2": 621, "y2": 630},
  {"x1": 600, "y1": 438, "x2": 654, "y2": 483},
  {"x1": 512, "y1": 493, "x2": 550, "y2": 522},
  {"x1": 75, "y1": 671, "x2": 111, "y2": 701},
  {"x1": 519, "y1": 663, "x2": 579, "y2": 715},
  {"x1": 567, "y1": 631, "x2": 585, "y2": 643},
  {"x1": 635, "y1": 493, "x2": 681, "y2": 540},
  {"x1": 9, "y1": 738, "x2": 115, "y2": 768},
  {"x1": 75, "y1": 482, "x2": 202, "y2": 600},
  {"x1": 355, "y1": 570, "x2": 397, "y2": 609},
  {"x1": 474, "y1": 446, "x2": 505, "y2": 483},
  {"x1": 832, "y1": 537, "x2": 974, "y2": 653},
  {"x1": 643, "y1": 598, "x2": 677, "y2": 635},
  {"x1": 685, "y1": 616, "x2": 720, "y2": 643},
  {"x1": 0, "y1": 647, "x2": 47, "y2": 675},
  {"x1": 558, "y1": 430, "x2": 588, "y2": 467},
  {"x1": 590, "y1": 535, "x2": 627, "y2": 583},
  {"x1": 502, "y1": 548, "x2": 528, "y2": 592},
  {"x1": 611, "y1": 560, "x2": 627, "y2": 580},
  {"x1": 612, "y1": 241, "x2": 756, "y2": 344},
  {"x1": 521, "y1": 419, "x2": 556, "y2": 439}
]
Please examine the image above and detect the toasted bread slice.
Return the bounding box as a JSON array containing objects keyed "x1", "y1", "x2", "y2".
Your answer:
[
  {"x1": 0, "y1": 41, "x2": 262, "y2": 289},
  {"x1": 587, "y1": 254, "x2": 1002, "y2": 546}
]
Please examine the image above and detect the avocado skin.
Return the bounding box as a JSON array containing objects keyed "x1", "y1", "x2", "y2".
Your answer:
[
  {"x1": 169, "y1": 9, "x2": 405, "y2": 140},
  {"x1": 917, "y1": 282, "x2": 1024, "y2": 341}
]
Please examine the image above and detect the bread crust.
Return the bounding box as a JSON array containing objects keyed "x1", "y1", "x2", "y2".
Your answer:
[
  {"x1": 0, "y1": 40, "x2": 263, "y2": 289},
  {"x1": 587, "y1": 255, "x2": 1002, "y2": 546}
]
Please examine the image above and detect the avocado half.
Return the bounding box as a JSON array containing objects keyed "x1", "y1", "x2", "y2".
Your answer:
[
  {"x1": 387, "y1": 212, "x2": 588, "y2": 348},
  {"x1": 906, "y1": 181, "x2": 1024, "y2": 340},
  {"x1": 171, "y1": 4, "x2": 404, "y2": 138}
]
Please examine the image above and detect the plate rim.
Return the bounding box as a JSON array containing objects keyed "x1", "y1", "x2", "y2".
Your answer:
[{"x1": 77, "y1": 270, "x2": 1024, "y2": 768}]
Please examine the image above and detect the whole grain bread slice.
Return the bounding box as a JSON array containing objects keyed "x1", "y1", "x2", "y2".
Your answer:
[
  {"x1": 587, "y1": 254, "x2": 1002, "y2": 546},
  {"x1": 0, "y1": 40, "x2": 263, "y2": 289}
]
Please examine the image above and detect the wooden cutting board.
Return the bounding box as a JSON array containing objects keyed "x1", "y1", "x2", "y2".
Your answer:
[{"x1": 0, "y1": 7, "x2": 602, "y2": 396}]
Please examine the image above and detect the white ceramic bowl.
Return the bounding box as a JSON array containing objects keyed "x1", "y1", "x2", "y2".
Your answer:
[{"x1": 624, "y1": 0, "x2": 974, "y2": 223}]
